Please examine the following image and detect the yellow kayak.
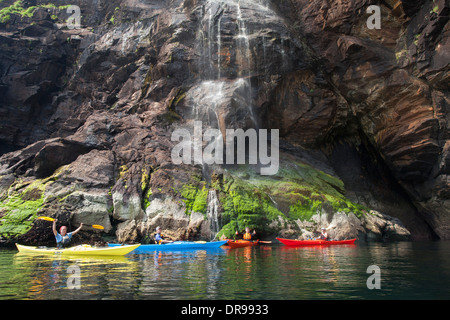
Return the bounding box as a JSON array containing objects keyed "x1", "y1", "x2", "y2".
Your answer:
[{"x1": 15, "y1": 243, "x2": 140, "y2": 256}]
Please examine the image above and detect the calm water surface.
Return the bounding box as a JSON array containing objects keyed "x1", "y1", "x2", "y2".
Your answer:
[{"x1": 1, "y1": 241, "x2": 450, "y2": 300}]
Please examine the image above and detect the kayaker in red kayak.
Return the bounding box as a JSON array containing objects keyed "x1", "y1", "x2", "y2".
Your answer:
[{"x1": 318, "y1": 228, "x2": 328, "y2": 241}]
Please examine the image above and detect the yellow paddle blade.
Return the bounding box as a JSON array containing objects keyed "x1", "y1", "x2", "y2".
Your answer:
[
  {"x1": 37, "y1": 216, "x2": 55, "y2": 222},
  {"x1": 38, "y1": 216, "x2": 104, "y2": 230}
]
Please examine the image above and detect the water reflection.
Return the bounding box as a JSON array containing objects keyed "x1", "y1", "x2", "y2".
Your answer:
[
  {"x1": 1, "y1": 242, "x2": 450, "y2": 300},
  {"x1": 130, "y1": 249, "x2": 226, "y2": 299},
  {"x1": 10, "y1": 253, "x2": 140, "y2": 300}
]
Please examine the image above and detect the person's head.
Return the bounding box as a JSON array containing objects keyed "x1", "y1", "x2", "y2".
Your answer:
[
  {"x1": 156, "y1": 226, "x2": 161, "y2": 234},
  {"x1": 60, "y1": 226, "x2": 67, "y2": 236},
  {"x1": 321, "y1": 227, "x2": 326, "y2": 232},
  {"x1": 245, "y1": 227, "x2": 250, "y2": 233}
]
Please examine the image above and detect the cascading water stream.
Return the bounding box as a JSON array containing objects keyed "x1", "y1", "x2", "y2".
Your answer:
[
  {"x1": 235, "y1": 0, "x2": 257, "y2": 127},
  {"x1": 236, "y1": 0, "x2": 250, "y2": 78},
  {"x1": 206, "y1": 189, "x2": 221, "y2": 240},
  {"x1": 195, "y1": 0, "x2": 265, "y2": 128}
]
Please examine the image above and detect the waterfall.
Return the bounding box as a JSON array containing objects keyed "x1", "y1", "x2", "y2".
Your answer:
[
  {"x1": 236, "y1": 0, "x2": 251, "y2": 78},
  {"x1": 217, "y1": 14, "x2": 222, "y2": 79},
  {"x1": 187, "y1": 80, "x2": 225, "y2": 125},
  {"x1": 268, "y1": 193, "x2": 279, "y2": 210},
  {"x1": 198, "y1": 0, "x2": 224, "y2": 80},
  {"x1": 189, "y1": 0, "x2": 280, "y2": 157},
  {"x1": 195, "y1": 0, "x2": 279, "y2": 81},
  {"x1": 206, "y1": 189, "x2": 221, "y2": 240},
  {"x1": 235, "y1": 0, "x2": 257, "y2": 128}
]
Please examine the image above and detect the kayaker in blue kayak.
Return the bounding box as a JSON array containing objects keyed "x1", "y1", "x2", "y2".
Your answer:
[
  {"x1": 154, "y1": 226, "x2": 173, "y2": 244},
  {"x1": 52, "y1": 219, "x2": 83, "y2": 248}
]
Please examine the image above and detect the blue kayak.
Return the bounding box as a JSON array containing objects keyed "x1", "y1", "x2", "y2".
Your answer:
[{"x1": 108, "y1": 240, "x2": 227, "y2": 253}]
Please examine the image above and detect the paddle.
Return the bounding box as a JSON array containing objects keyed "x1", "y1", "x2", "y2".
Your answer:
[{"x1": 37, "y1": 216, "x2": 105, "y2": 230}]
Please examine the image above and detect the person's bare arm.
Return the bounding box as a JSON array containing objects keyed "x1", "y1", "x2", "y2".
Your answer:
[
  {"x1": 72, "y1": 223, "x2": 83, "y2": 235},
  {"x1": 52, "y1": 219, "x2": 58, "y2": 236}
]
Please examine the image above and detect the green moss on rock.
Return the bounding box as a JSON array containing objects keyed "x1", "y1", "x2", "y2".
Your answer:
[
  {"x1": 0, "y1": 179, "x2": 49, "y2": 239},
  {"x1": 181, "y1": 183, "x2": 209, "y2": 215},
  {"x1": 214, "y1": 173, "x2": 284, "y2": 239}
]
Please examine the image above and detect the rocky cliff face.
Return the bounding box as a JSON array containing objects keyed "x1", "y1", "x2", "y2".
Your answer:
[{"x1": 0, "y1": 0, "x2": 448, "y2": 245}]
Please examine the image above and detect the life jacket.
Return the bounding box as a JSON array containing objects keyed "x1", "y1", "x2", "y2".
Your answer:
[
  {"x1": 319, "y1": 233, "x2": 328, "y2": 240},
  {"x1": 154, "y1": 233, "x2": 164, "y2": 244},
  {"x1": 57, "y1": 234, "x2": 71, "y2": 248},
  {"x1": 243, "y1": 232, "x2": 252, "y2": 240}
]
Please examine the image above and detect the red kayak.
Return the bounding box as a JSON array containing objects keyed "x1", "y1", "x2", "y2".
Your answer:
[
  {"x1": 226, "y1": 240, "x2": 259, "y2": 248},
  {"x1": 276, "y1": 238, "x2": 356, "y2": 246}
]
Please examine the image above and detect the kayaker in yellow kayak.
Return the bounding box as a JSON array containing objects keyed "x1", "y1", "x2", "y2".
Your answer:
[{"x1": 52, "y1": 219, "x2": 83, "y2": 249}]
